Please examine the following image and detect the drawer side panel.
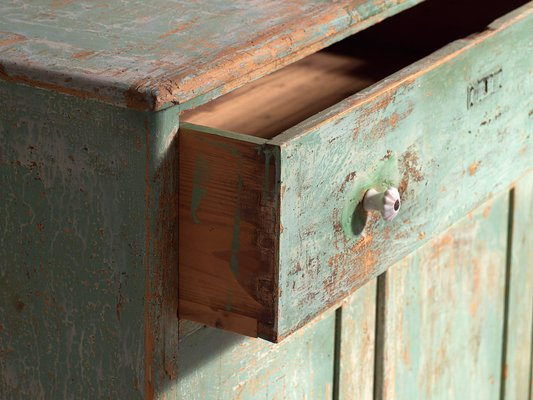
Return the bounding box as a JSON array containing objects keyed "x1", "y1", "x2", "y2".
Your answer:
[{"x1": 179, "y1": 124, "x2": 280, "y2": 340}]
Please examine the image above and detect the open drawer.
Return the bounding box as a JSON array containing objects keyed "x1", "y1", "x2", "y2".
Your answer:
[{"x1": 179, "y1": 0, "x2": 533, "y2": 342}]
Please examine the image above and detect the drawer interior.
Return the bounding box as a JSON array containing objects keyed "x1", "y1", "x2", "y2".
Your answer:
[{"x1": 182, "y1": 0, "x2": 528, "y2": 139}]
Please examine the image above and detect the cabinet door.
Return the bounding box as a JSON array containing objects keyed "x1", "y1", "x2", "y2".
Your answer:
[
  {"x1": 338, "y1": 281, "x2": 377, "y2": 400},
  {"x1": 375, "y1": 194, "x2": 509, "y2": 399}
]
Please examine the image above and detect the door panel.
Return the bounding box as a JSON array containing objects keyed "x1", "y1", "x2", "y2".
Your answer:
[
  {"x1": 375, "y1": 194, "x2": 509, "y2": 399},
  {"x1": 176, "y1": 182, "x2": 533, "y2": 399}
]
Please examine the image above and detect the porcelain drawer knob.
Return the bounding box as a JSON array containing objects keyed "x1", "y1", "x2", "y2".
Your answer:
[{"x1": 363, "y1": 187, "x2": 401, "y2": 221}]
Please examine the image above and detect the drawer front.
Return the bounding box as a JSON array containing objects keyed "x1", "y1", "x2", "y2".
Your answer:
[
  {"x1": 274, "y1": 4, "x2": 533, "y2": 337},
  {"x1": 179, "y1": 3, "x2": 533, "y2": 341}
]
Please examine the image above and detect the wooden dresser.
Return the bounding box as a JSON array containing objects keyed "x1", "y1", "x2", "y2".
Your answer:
[{"x1": 1, "y1": 0, "x2": 532, "y2": 398}]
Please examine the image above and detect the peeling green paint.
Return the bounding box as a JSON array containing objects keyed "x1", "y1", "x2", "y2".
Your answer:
[
  {"x1": 276, "y1": 6, "x2": 533, "y2": 336},
  {"x1": 379, "y1": 194, "x2": 509, "y2": 399}
]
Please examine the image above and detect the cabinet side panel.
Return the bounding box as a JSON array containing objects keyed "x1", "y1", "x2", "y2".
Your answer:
[
  {"x1": 503, "y1": 172, "x2": 533, "y2": 399},
  {"x1": 0, "y1": 82, "x2": 150, "y2": 398},
  {"x1": 378, "y1": 195, "x2": 509, "y2": 400}
]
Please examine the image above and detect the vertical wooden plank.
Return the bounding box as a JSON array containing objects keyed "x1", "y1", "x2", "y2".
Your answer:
[
  {"x1": 378, "y1": 194, "x2": 509, "y2": 400},
  {"x1": 146, "y1": 108, "x2": 181, "y2": 400},
  {"x1": 503, "y1": 172, "x2": 533, "y2": 400},
  {"x1": 176, "y1": 311, "x2": 336, "y2": 399},
  {"x1": 338, "y1": 280, "x2": 377, "y2": 400}
]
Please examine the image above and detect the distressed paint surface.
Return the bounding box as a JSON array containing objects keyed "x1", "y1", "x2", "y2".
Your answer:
[
  {"x1": 0, "y1": 80, "x2": 180, "y2": 399},
  {"x1": 503, "y1": 172, "x2": 533, "y2": 400},
  {"x1": 1, "y1": 2, "x2": 532, "y2": 399},
  {"x1": 378, "y1": 196, "x2": 509, "y2": 399},
  {"x1": 176, "y1": 311, "x2": 336, "y2": 400},
  {"x1": 338, "y1": 279, "x2": 377, "y2": 400},
  {"x1": 274, "y1": 5, "x2": 533, "y2": 337},
  {"x1": 0, "y1": 0, "x2": 424, "y2": 111}
]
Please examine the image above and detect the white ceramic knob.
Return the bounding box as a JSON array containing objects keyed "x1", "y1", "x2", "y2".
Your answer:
[{"x1": 363, "y1": 187, "x2": 401, "y2": 221}]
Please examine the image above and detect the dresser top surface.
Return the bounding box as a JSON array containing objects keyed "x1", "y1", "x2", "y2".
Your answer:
[{"x1": 0, "y1": 0, "x2": 422, "y2": 110}]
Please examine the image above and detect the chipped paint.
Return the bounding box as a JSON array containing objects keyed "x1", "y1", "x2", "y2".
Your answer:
[
  {"x1": 176, "y1": 309, "x2": 336, "y2": 399},
  {"x1": 0, "y1": 31, "x2": 26, "y2": 46},
  {"x1": 340, "y1": 154, "x2": 400, "y2": 238},
  {"x1": 503, "y1": 173, "x2": 533, "y2": 399},
  {"x1": 0, "y1": 81, "x2": 149, "y2": 398},
  {"x1": 0, "y1": 78, "x2": 180, "y2": 398},
  {"x1": 469, "y1": 160, "x2": 482, "y2": 176},
  {"x1": 380, "y1": 194, "x2": 509, "y2": 399},
  {"x1": 143, "y1": 118, "x2": 154, "y2": 400}
]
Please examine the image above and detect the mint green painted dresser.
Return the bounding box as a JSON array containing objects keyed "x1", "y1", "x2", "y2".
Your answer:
[{"x1": 1, "y1": 0, "x2": 532, "y2": 398}]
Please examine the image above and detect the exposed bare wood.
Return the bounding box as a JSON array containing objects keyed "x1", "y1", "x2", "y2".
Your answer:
[
  {"x1": 178, "y1": 123, "x2": 280, "y2": 340},
  {"x1": 182, "y1": 52, "x2": 380, "y2": 139}
]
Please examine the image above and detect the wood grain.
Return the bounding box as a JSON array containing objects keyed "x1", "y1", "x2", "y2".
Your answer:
[
  {"x1": 0, "y1": 79, "x2": 180, "y2": 399},
  {"x1": 182, "y1": 0, "x2": 529, "y2": 139},
  {"x1": 179, "y1": 3, "x2": 533, "y2": 340},
  {"x1": 176, "y1": 310, "x2": 336, "y2": 400},
  {"x1": 178, "y1": 123, "x2": 280, "y2": 340},
  {"x1": 182, "y1": 52, "x2": 382, "y2": 139}
]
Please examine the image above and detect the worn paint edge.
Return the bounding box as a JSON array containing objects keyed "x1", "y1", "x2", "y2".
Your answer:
[
  {"x1": 179, "y1": 122, "x2": 267, "y2": 145},
  {"x1": 249, "y1": 143, "x2": 283, "y2": 341},
  {"x1": 0, "y1": 1, "x2": 424, "y2": 112},
  {"x1": 143, "y1": 118, "x2": 154, "y2": 400}
]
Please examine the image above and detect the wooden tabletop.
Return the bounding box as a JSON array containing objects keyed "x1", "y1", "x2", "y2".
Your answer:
[{"x1": 0, "y1": 0, "x2": 422, "y2": 111}]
